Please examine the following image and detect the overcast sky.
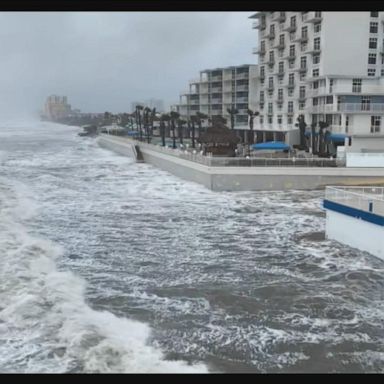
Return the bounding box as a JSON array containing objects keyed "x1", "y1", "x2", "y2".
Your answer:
[{"x1": 0, "y1": 12, "x2": 257, "y2": 117}]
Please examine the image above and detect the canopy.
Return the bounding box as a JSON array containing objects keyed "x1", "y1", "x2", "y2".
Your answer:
[
  {"x1": 327, "y1": 133, "x2": 350, "y2": 143},
  {"x1": 251, "y1": 141, "x2": 290, "y2": 151}
]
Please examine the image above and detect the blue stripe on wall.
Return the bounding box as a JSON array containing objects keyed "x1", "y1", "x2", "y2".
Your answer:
[{"x1": 323, "y1": 199, "x2": 384, "y2": 227}]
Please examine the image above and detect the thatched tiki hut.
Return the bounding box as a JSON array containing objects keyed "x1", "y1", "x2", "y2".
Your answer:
[{"x1": 198, "y1": 121, "x2": 240, "y2": 157}]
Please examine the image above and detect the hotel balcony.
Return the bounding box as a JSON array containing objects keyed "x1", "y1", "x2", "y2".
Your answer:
[
  {"x1": 236, "y1": 97, "x2": 249, "y2": 103},
  {"x1": 294, "y1": 66, "x2": 308, "y2": 73},
  {"x1": 271, "y1": 11, "x2": 286, "y2": 22},
  {"x1": 268, "y1": 33, "x2": 276, "y2": 40},
  {"x1": 305, "y1": 46, "x2": 321, "y2": 54},
  {"x1": 211, "y1": 76, "x2": 223, "y2": 82},
  {"x1": 211, "y1": 87, "x2": 223, "y2": 92},
  {"x1": 189, "y1": 99, "x2": 200, "y2": 105},
  {"x1": 339, "y1": 103, "x2": 384, "y2": 113},
  {"x1": 273, "y1": 41, "x2": 285, "y2": 50},
  {"x1": 236, "y1": 85, "x2": 249, "y2": 91},
  {"x1": 285, "y1": 82, "x2": 295, "y2": 89},
  {"x1": 306, "y1": 104, "x2": 336, "y2": 113},
  {"x1": 252, "y1": 21, "x2": 263, "y2": 29},
  {"x1": 265, "y1": 59, "x2": 275, "y2": 68},
  {"x1": 283, "y1": 52, "x2": 296, "y2": 61},
  {"x1": 236, "y1": 72, "x2": 249, "y2": 80},
  {"x1": 253, "y1": 46, "x2": 266, "y2": 55},
  {"x1": 283, "y1": 24, "x2": 297, "y2": 33},
  {"x1": 303, "y1": 11, "x2": 322, "y2": 23},
  {"x1": 267, "y1": 85, "x2": 275, "y2": 92},
  {"x1": 293, "y1": 34, "x2": 308, "y2": 43}
]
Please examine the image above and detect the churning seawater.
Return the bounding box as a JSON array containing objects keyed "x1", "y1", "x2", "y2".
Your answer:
[{"x1": 0, "y1": 120, "x2": 383, "y2": 373}]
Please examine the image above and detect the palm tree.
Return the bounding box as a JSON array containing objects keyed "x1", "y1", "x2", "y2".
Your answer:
[
  {"x1": 177, "y1": 118, "x2": 186, "y2": 145},
  {"x1": 247, "y1": 108, "x2": 260, "y2": 145},
  {"x1": 170, "y1": 111, "x2": 180, "y2": 149},
  {"x1": 295, "y1": 114, "x2": 307, "y2": 149},
  {"x1": 195, "y1": 112, "x2": 208, "y2": 139},
  {"x1": 190, "y1": 116, "x2": 197, "y2": 148},
  {"x1": 143, "y1": 107, "x2": 152, "y2": 143},
  {"x1": 135, "y1": 105, "x2": 144, "y2": 141},
  {"x1": 160, "y1": 113, "x2": 170, "y2": 147},
  {"x1": 227, "y1": 105, "x2": 239, "y2": 130},
  {"x1": 150, "y1": 107, "x2": 156, "y2": 139},
  {"x1": 310, "y1": 122, "x2": 317, "y2": 154}
]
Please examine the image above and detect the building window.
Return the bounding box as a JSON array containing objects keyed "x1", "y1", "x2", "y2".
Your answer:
[
  {"x1": 369, "y1": 37, "x2": 378, "y2": 49},
  {"x1": 301, "y1": 42, "x2": 307, "y2": 52},
  {"x1": 289, "y1": 60, "x2": 295, "y2": 69},
  {"x1": 352, "y1": 78, "x2": 362, "y2": 92},
  {"x1": 313, "y1": 80, "x2": 319, "y2": 89},
  {"x1": 381, "y1": 69, "x2": 384, "y2": 76},
  {"x1": 314, "y1": 37, "x2": 321, "y2": 51},
  {"x1": 313, "y1": 98, "x2": 319, "y2": 106},
  {"x1": 371, "y1": 11, "x2": 379, "y2": 18},
  {"x1": 260, "y1": 66, "x2": 265, "y2": 77},
  {"x1": 368, "y1": 68, "x2": 376, "y2": 76},
  {"x1": 300, "y1": 72, "x2": 306, "y2": 81},
  {"x1": 301, "y1": 26, "x2": 308, "y2": 39},
  {"x1": 326, "y1": 96, "x2": 333, "y2": 104},
  {"x1": 288, "y1": 88, "x2": 294, "y2": 96},
  {"x1": 370, "y1": 22, "x2": 378, "y2": 33},
  {"x1": 371, "y1": 116, "x2": 381, "y2": 133},
  {"x1": 299, "y1": 86, "x2": 306, "y2": 99},
  {"x1": 260, "y1": 91, "x2": 264, "y2": 102},
  {"x1": 288, "y1": 116, "x2": 293, "y2": 124},
  {"x1": 289, "y1": 73, "x2": 295, "y2": 84},
  {"x1": 290, "y1": 15, "x2": 296, "y2": 28},
  {"x1": 289, "y1": 45, "x2": 295, "y2": 57},
  {"x1": 312, "y1": 69, "x2": 319, "y2": 77},
  {"x1": 299, "y1": 101, "x2": 306, "y2": 110},
  {"x1": 268, "y1": 103, "x2": 273, "y2": 114},
  {"x1": 260, "y1": 115, "x2": 264, "y2": 124},
  {"x1": 288, "y1": 101, "x2": 294, "y2": 113},
  {"x1": 368, "y1": 53, "x2": 377, "y2": 64},
  {"x1": 278, "y1": 61, "x2": 284, "y2": 73},
  {"x1": 277, "y1": 115, "x2": 282, "y2": 124},
  {"x1": 314, "y1": 22, "x2": 321, "y2": 33},
  {"x1": 278, "y1": 88, "x2": 283, "y2": 100},
  {"x1": 300, "y1": 56, "x2": 307, "y2": 69},
  {"x1": 312, "y1": 53, "x2": 320, "y2": 64}
]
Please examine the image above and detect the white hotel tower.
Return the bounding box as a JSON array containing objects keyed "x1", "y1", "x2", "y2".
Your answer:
[{"x1": 251, "y1": 11, "x2": 384, "y2": 146}]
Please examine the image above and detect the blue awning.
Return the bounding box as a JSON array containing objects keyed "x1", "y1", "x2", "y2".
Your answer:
[
  {"x1": 327, "y1": 133, "x2": 350, "y2": 143},
  {"x1": 251, "y1": 141, "x2": 290, "y2": 151},
  {"x1": 126, "y1": 130, "x2": 139, "y2": 136}
]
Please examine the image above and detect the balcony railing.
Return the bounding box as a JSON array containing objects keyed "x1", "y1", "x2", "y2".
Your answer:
[
  {"x1": 325, "y1": 186, "x2": 384, "y2": 216},
  {"x1": 273, "y1": 41, "x2": 285, "y2": 50},
  {"x1": 338, "y1": 103, "x2": 384, "y2": 113},
  {"x1": 283, "y1": 24, "x2": 297, "y2": 32},
  {"x1": 211, "y1": 87, "x2": 223, "y2": 92},
  {"x1": 306, "y1": 104, "x2": 335, "y2": 113},
  {"x1": 272, "y1": 11, "x2": 286, "y2": 22},
  {"x1": 303, "y1": 11, "x2": 323, "y2": 23},
  {"x1": 293, "y1": 34, "x2": 308, "y2": 43},
  {"x1": 211, "y1": 99, "x2": 223, "y2": 104},
  {"x1": 236, "y1": 85, "x2": 249, "y2": 91}
]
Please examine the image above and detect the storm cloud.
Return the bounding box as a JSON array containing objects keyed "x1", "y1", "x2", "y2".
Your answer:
[{"x1": 0, "y1": 12, "x2": 256, "y2": 118}]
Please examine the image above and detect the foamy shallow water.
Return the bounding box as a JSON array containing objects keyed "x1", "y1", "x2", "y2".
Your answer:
[{"x1": 0, "y1": 121, "x2": 383, "y2": 373}]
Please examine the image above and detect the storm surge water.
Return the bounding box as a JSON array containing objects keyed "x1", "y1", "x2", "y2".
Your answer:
[{"x1": 0, "y1": 120, "x2": 383, "y2": 373}]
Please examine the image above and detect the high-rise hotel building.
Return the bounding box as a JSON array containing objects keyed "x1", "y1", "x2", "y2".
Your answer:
[
  {"x1": 251, "y1": 11, "x2": 384, "y2": 145},
  {"x1": 176, "y1": 65, "x2": 258, "y2": 136}
]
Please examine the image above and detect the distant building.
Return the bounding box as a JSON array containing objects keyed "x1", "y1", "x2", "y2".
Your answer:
[{"x1": 43, "y1": 95, "x2": 72, "y2": 120}]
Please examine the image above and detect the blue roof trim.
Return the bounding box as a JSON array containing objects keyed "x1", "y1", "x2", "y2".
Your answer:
[{"x1": 323, "y1": 199, "x2": 384, "y2": 227}]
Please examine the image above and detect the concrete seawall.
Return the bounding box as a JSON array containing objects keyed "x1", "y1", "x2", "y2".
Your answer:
[{"x1": 97, "y1": 134, "x2": 384, "y2": 191}]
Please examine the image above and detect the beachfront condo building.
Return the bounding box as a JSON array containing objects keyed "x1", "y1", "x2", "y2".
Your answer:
[
  {"x1": 251, "y1": 11, "x2": 384, "y2": 147},
  {"x1": 176, "y1": 64, "x2": 259, "y2": 140}
]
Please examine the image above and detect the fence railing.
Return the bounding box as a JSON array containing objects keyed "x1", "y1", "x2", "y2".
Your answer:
[
  {"x1": 101, "y1": 134, "x2": 341, "y2": 168},
  {"x1": 325, "y1": 186, "x2": 384, "y2": 216}
]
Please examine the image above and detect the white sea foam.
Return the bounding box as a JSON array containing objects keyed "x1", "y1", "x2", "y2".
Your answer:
[{"x1": 0, "y1": 179, "x2": 208, "y2": 373}]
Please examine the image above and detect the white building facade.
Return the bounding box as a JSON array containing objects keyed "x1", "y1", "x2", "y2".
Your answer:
[
  {"x1": 252, "y1": 11, "x2": 384, "y2": 145},
  {"x1": 176, "y1": 64, "x2": 258, "y2": 138}
]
